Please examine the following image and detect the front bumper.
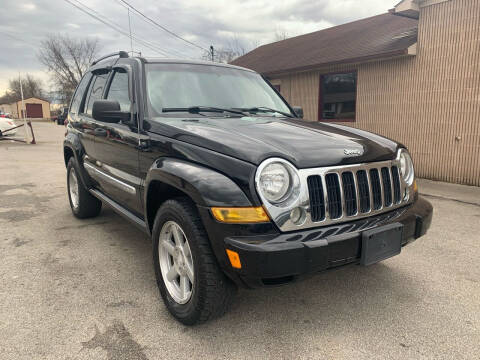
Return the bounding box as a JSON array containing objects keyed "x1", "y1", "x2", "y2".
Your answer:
[{"x1": 217, "y1": 196, "x2": 432, "y2": 288}]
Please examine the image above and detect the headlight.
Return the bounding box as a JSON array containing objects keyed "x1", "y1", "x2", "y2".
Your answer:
[
  {"x1": 256, "y1": 158, "x2": 300, "y2": 205},
  {"x1": 399, "y1": 149, "x2": 414, "y2": 186}
]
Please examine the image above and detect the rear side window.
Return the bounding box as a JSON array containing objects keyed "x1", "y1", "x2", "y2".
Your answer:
[
  {"x1": 106, "y1": 70, "x2": 131, "y2": 112},
  {"x1": 70, "y1": 73, "x2": 92, "y2": 114},
  {"x1": 84, "y1": 72, "x2": 109, "y2": 116}
]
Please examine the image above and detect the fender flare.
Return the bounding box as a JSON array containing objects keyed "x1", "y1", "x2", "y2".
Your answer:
[
  {"x1": 63, "y1": 132, "x2": 92, "y2": 189},
  {"x1": 145, "y1": 157, "x2": 252, "y2": 207}
]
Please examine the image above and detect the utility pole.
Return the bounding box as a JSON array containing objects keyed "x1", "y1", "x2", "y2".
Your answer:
[
  {"x1": 19, "y1": 73, "x2": 28, "y2": 143},
  {"x1": 127, "y1": 7, "x2": 134, "y2": 55},
  {"x1": 210, "y1": 45, "x2": 215, "y2": 62}
]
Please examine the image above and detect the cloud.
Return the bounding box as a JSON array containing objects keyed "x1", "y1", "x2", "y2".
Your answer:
[{"x1": 0, "y1": 0, "x2": 395, "y2": 94}]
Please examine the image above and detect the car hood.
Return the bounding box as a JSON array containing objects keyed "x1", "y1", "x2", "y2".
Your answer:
[{"x1": 146, "y1": 116, "x2": 400, "y2": 168}]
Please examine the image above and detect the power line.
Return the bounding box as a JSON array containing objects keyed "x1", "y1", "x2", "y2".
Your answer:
[
  {"x1": 65, "y1": 0, "x2": 172, "y2": 57},
  {"x1": 117, "y1": 0, "x2": 209, "y2": 52},
  {"x1": 113, "y1": 0, "x2": 194, "y2": 59},
  {"x1": 0, "y1": 30, "x2": 37, "y2": 47},
  {"x1": 63, "y1": 0, "x2": 180, "y2": 58}
]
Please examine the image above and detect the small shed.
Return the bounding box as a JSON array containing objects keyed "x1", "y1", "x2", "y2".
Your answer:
[{"x1": 10, "y1": 97, "x2": 51, "y2": 119}]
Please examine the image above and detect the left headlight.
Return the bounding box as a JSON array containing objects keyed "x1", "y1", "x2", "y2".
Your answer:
[
  {"x1": 256, "y1": 158, "x2": 300, "y2": 206},
  {"x1": 398, "y1": 149, "x2": 415, "y2": 186}
]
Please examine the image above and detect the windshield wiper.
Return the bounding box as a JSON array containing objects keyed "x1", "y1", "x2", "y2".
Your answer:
[
  {"x1": 234, "y1": 107, "x2": 294, "y2": 118},
  {"x1": 162, "y1": 106, "x2": 247, "y2": 116}
]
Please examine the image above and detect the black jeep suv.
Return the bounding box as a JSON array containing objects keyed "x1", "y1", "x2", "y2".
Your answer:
[{"x1": 63, "y1": 51, "x2": 433, "y2": 325}]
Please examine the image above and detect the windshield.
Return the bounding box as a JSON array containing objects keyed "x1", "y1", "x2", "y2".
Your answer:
[{"x1": 146, "y1": 63, "x2": 293, "y2": 117}]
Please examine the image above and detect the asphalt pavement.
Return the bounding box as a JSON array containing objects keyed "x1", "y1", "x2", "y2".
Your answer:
[{"x1": 1, "y1": 122, "x2": 479, "y2": 359}]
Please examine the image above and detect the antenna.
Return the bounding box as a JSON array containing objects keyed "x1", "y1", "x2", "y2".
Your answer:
[{"x1": 127, "y1": 7, "x2": 133, "y2": 55}]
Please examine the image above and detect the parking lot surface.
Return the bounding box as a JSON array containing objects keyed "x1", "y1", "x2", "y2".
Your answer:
[{"x1": 1, "y1": 122, "x2": 479, "y2": 359}]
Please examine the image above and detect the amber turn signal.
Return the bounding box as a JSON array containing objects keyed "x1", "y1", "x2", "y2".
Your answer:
[
  {"x1": 226, "y1": 249, "x2": 242, "y2": 269},
  {"x1": 211, "y1": 207, "x2": 270, "y2": 223},
  {"x1": 413, "y1": 179, "x2": 418, "y2": 193}
]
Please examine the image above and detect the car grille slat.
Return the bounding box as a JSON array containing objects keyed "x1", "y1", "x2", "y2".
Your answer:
[
  {"x1": 369, "y1": 169, "x2": 382, "y2": 210},
  {"x1": 381, "y1": 167, "x2": 393, "y2": 207},
  {"x1": 307, "y1": 175, "x2": 325, "y2": 221},
  {"x1": 325, "y1": 174, "x2": 342, "y2": 219},
  {"x1": 356, "y1": 170, "x2": 371, "y2": 213},
  {"x1": 341, "y1": 172, "x2": 357, "y2": 216},
  {"x1": 391, "y1": 166, "x2": 402, "y2": 203}
]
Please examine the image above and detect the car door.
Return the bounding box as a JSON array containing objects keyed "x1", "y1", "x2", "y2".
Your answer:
[
  {"x1": 68, "y1": 72, "x2": 94, "y2": 157},
  {"x1": 92, "y1": 65, "x2": 143, "y2": 216}
]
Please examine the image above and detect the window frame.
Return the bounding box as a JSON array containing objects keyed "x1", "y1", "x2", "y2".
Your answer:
[
  {"x1": 82, "y1": 69, "x2": 111, "y2": 117},
  {"x1": 104, "y1": 66, "x2": 133, "y2": 113},
  {"x1": 318, "y1": 70, "x2": 357, "y2": 123}
]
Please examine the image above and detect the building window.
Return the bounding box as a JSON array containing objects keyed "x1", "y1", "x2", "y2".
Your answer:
[
  {"x1": 319, "y1": 71, "x2": 357, "y2": 122},
  {"x1": 272, "y1": 84, "x2": 281, "y2": 92}
]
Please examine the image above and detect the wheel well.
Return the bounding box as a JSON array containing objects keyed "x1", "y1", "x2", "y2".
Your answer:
[
  {"x1": 146, "y1": 181, "x2": 194, "y2": 232},
  {"x1": 64, "y1": 147, "x2": 74, "y2": 167}
]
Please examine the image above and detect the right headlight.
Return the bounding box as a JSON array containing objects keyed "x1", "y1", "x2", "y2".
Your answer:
[
  {"x1": 398, "y1": 149, "x2": 414, "y2": 186},
  {"x1": 256, "y1": 158, "x2": 300, "y2": 207}
]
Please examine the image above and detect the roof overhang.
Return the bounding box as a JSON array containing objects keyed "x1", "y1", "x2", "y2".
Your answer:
[
  {"x1": 263, "y1": 47, "x2": 417, "y2": 77},
  {"x1": 390, "y1": 0, "x2": 450, "y2": 18},
  {"x1": 390, "y1": 0, "x2": 420, "y2": 19}
]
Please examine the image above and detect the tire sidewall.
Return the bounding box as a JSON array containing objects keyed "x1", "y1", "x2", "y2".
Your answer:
[
  {"x1": 152, "y1": 202, "x2": 203, "y2": 322},
  {"x1": 67, "y1": 159, "x2": 81, "y2": 216}
]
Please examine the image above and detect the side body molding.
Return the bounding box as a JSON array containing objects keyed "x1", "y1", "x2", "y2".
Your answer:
[{"x1": 145, "y1": 157, "x2": 253, "y2": 208}]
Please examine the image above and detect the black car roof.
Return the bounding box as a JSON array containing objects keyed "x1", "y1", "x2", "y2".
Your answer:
[{"x1": 89, "y1": 55, "x2": 256, "y2": 74}]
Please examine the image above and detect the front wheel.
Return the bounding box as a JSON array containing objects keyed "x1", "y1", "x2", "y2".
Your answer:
[{"x1": 152, "y1": 198, "x2": 236, "y2": 325}]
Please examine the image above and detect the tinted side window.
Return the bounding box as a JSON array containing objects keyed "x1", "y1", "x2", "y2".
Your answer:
[
  {"x1": 70, "y1": 73, "x2": 92, "y2": 114},
  {"x1": 84, "y1": 72, "x2": 109, "y2": 116},
  {"x1": 106, "y1": 70, "x2": 131, "y2": 112}
]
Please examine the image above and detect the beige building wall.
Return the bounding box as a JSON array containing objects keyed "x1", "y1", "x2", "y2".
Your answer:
[{"x1": 271, "y1": 0, "x2": 480, "y2": 186}]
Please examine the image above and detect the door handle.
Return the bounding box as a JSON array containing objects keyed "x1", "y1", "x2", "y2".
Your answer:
[{"x1": 94, "y1": 128, "x2": 107, "y2": 137}]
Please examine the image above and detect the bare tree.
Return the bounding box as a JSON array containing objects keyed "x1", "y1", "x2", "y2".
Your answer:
[
  {"x1": 273, "y1": 28, "x2": 289, "y2": 42},
  {"x1": 202, "y1": 34, "x2": 259, "y2": 63},
  {"x1": 38, "y1": 34, "x2": 100, "y2": 103},
  {"x1": 0, "y1": 74, "x2": 44, "y2": 104}
]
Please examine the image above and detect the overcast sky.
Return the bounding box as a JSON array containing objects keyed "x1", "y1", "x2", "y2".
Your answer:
[{"x1": 0, "y1": 0, "x2": 395, "y2": 95}]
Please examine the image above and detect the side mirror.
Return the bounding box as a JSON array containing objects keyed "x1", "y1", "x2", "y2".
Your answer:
[
  {"x1": 92, "y1": 100, "x2": 129, "y2": 123},
  {"x1": 292, "y1": 106, "x2": 304, "y2": 119}
]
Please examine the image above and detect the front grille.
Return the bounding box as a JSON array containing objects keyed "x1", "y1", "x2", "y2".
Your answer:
[{"x1": 307, "y1": 163, "x2": 404, "y2": 224}]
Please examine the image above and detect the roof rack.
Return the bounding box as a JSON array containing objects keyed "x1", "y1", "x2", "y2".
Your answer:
[{"x1": 91, "y1": 51, "x2": 129, "y2": 66}]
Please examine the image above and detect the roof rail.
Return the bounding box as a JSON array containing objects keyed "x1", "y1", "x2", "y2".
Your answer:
[{"x1": 91, "y1": 51, "x2": 129, "y2": 66}]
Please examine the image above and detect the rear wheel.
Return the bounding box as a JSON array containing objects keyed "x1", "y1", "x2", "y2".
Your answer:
[
  {"x1": 67, "y1": 158, "x2": 102, "y2": 218},
  {"x1": 152, "y1": 198, "x2": 236, "y2": 325}
]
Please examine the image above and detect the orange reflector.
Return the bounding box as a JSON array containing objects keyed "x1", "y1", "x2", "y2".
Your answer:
[
  {"x1": 413, "y1": 179, "x2": 418, "y2": 193},
  {"x1": 211, "y1": 207, "x2": 270, "y2": 223},
  {"x1": 226, "y1": 249, "x2": 242, "y2": 269}
]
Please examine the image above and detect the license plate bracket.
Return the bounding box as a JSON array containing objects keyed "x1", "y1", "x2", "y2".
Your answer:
[{"x1": 361, "y1": 223, "x2": 403, "y2": 266}]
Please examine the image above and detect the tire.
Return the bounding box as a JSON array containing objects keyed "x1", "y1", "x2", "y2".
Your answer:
[
  {"x1": 67, "y1": 158, "x2": 102, "y2": 219},
  {"x1": 152, "y1": 198, "x2": 236, "y2": 325}
]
